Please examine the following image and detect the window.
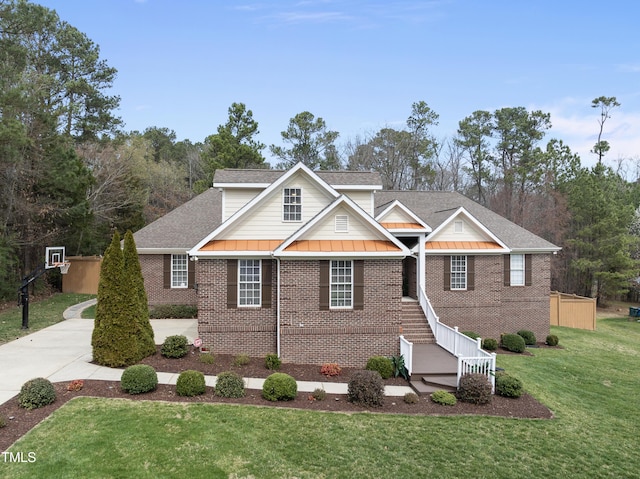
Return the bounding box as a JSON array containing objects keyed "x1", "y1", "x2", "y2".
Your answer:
[
  {"x1": 510, "y1": 254, "x2": 525, "y2": 286},
  {"x1": 238, "y1": 259, "x2": 261, "y2": 306},
  {"x1": 335, "y1": 215, "x2": 349, "y2": 232},
  {"x1": 330, "y1": 260, "x2": 353, "y2": 308},
  {"x1": 450, "y1": 255, "x2": 467, "y2": 290},
  {"x1": 171, "y1": 254, "x2": 188, "y2": 288},
  {"x1": 283, "y1": 188, "x2": 302, "y2": 221}
]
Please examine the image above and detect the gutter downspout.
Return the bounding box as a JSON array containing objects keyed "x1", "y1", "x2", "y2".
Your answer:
[{"x1": 275, "y1": 255, "x2": 281, "y2": 358}]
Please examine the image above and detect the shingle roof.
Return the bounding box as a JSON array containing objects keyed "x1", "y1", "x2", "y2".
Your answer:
[
  {"x1": 134, "y1": 188, "x2": 223, "y2": 250},
  {"x1": 213, "y1": 168, "x2": 382, "y2": 186},
  {"x1": 375, "y1": 191, "x2": 559, "y2": 251}
]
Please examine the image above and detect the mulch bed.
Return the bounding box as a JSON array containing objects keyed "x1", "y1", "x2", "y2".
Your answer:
[{"x1": 0, "y1": 346, "x2": 554, "y2": 452}]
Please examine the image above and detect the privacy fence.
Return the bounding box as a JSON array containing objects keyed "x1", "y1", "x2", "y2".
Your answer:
[{"x1": 550, "y1": 291, "x2": 596, "y2": 331}]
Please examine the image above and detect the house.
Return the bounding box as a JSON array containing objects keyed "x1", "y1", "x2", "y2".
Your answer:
[{"x1": 134, "y1": 163, "x2": 559, "y2": 377}]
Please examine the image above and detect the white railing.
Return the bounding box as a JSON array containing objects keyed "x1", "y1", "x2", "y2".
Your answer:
[
  {"x1": 416, "y1": 287, "x2": 496, "y2": 390},
  {"x1": 399, "y1": 335, "x2": 413, "y2": 376}
]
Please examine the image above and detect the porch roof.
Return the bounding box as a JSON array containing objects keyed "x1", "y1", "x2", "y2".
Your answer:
[
  {"x1": 284, "y1": 239, "x2": 402, "y2": 252},
  {"x1": 198, "y1": 239, "x2": 282, "y2": 251},
  {"x1": 426, "y1": 241, "x2": 503, "y2": 250},
  {"x1": 380, "y1": 222, "x2": 426, "y2": 230}
]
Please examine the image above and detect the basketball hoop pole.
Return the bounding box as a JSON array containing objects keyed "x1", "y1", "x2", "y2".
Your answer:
[{"x1": 18, "y1": 262, "x2": 69, "y2": 329}]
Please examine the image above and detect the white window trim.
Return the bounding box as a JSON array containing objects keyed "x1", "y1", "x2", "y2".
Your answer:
[
  {"x1": 330, "y1": 259, "x2": 353, "y2": 309},
  {"x1": 450, "y1": 255, "x2": 467, "y2": 291},
  {"x1": 510, "y1": 254, "x2": 525, "y2": 286},
  {"x1": 238, "y1": 259, "x2": 261, "y2": 307},
  {"x1": 171, "y1": 254, "x2": 188, "y2": 289},
  {"x1": 282, "y1": 187, "x2": 303, "y2": 222}
]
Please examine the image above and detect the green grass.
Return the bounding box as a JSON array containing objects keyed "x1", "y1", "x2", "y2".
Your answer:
[
  {"x1": 0, "y1": 293, "x2": 95, "y2": 345},
  {"x1": 4, "y1": 317, "x2": 640, "y2": 478},
  {"x1": 80, "y1": 303, "x2": 95, "y2": 319}
]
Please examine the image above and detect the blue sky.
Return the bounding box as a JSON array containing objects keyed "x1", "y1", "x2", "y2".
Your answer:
[{"x1": 36, "y1": 0, "x2": 640, "y2": 169}]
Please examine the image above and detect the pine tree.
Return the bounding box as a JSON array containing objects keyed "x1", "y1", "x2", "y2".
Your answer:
[
  {"x1": 123, "y1": 230, "x2": 155, "y2": 359},
  {"x1": 92, "y1": 231, "x2": 140, "y2": 367}
]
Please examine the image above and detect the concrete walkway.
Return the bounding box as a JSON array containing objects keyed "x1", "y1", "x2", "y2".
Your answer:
[{"x1": 0, "y1": 300, "x2": 412, "y2": 405}]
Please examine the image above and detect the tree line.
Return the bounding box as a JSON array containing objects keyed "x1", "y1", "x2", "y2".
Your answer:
[{"x1": 0, "y1": 0, "x2": 637, "y2": 305}]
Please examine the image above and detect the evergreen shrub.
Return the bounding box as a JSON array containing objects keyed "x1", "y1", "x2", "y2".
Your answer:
[
  {"x1": 18, "y1": 378, "x2": 56, "y2": 410},
  {"x1": 121, "y1": 365, "x2": 158, "y2": 394},
  {"x1": 482, "y1": 338, "x2": 498, "y2": 351},
  {"x1": 199, "y1": 352, "x2": 215, "y2": 365},
  {"x1": 176, "y1": 370, "x2": 206, "y2": 397},
  {"x1": 517, "y1": 329, "x2": 537, "y2": 345},
  {"x1": 495, "y1": 373, "x2": 523, "y2": 398},
  {"x1": 262, "y1": 373, "x2": 297, "y2": 401},
  {"x1": 546, "y1": 334, "x2": 559, "y2": 346},
  {"x1": 365, "y1": 356, "x2": 394, "y2": 379},
  {"x1": 149, "y1": 305, "x2": 198, "y2": 319},
  {"x1": 215, "y1": 371, "x2": 245, "y2": 398},
  {"x1": 403, "y1": 392, "x2": 420, "y2": 404},
  {"x1": 161, "y1": 335, "x2": 189, "y2": 358},
  {"x1": 265, "y1": 353, "x2": 281, "y2": 370},
  {"x1": 458, "y1": 373, "x2": 492, "y2": 405},
  {"x1": 502, "y1": 333, "x2": 526, "y2": 353},
  {"x1": 430, "y1": 390, "x2": 457, "y2": 406},
  {"x1": 233, "y1": 354, "x2": 250, "y2": 366},
  {"x1": 311, "y1": 388, "x2": 326, "y2": 401},
  {"x1": 462, "y1": 331, "x2": 480, "y2": 340},
  {"x1": 347, "y1": 370, "x2": 384, "y2": 408}
]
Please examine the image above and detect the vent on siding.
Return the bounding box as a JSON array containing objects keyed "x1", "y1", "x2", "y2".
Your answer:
[
  {"x1": 454, "y1": 220, "x2": 464, "y2": 233},
  {"x1": 335, "y1": 215, "x2": 349, "y2": 232}
]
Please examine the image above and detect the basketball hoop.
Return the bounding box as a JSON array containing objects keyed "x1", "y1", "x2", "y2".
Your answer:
[{"x1": 55, "y1": 262, "x2": 71, "y2": 274}]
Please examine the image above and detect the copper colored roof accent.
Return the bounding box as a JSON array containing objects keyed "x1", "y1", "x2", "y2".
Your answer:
[
  {"x1": 380, "y1": 222, "x2": 424, "y2": 229},
  {"x1": 425, "y1": 241, "x2": 503, "y2": 250},
  {"x1": 285, "y1": 240, "x2": 401, "y2": 252},
  {"x1": 199, "y1": 239, "x2": 283, "y2": 251}
]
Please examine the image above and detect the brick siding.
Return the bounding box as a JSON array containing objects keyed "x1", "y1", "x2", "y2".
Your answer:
[
  {"x1": 426, "y1": 254, "x2": 551, "y2": 342},
  {"x1": 140, "y1": 254, "x2": 197, "y2": 306}
]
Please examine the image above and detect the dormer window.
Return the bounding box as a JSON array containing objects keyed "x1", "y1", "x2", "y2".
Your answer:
[{"x1": 283, "y1": 188, "x2": 302, "y2": 222}]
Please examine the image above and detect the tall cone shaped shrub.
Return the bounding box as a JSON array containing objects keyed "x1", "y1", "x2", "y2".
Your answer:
[
  {"x1": 92, "y1": 231, "x2": 140, "y2": 367},
  {"x1": 123, "y1": 230, "x2": 155, "y2": 359}
]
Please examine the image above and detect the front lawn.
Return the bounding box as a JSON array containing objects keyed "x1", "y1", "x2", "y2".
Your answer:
[{"x1": 3, "y1": 317, "x2": 640, "y2": 478}]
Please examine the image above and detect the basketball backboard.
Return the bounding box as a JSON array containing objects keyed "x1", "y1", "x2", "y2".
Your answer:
[{"x1": 45, "y1": 246, "x2": 66, "y2": 269}]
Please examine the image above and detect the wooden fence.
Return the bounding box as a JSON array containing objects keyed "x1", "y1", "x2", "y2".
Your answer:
[
  {"x1": 550, "y1": 291, "x2": 596, "y2": 331},
  {"x1": 62, "y1": 256, "x2": 102, "y2": 295}
]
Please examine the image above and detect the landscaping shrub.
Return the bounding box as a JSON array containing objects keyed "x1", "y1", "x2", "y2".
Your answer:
[
  {"x1": 215, "y1": 371, "x2": 245, "y2": 398},
  {"x1": 461, "y1": 331, "x2": 480, "y2": 340},
  {"x1": 320, "y1": 363, "x2": 341, "y2": 377},
  {"x1": 495, "y1": 373, "x2": 523, "y2": 398},
  {"x1": 149, "y1": 304, "x2": 197, "y2": 319},
  {"x1": 161, "y1": 335, "x2": 189, "y2": 358},
  {"x1": 458, "y1": 373, "x2": 492, "y2": 405},
  {"x1": 365, "y1": 356, "x2": 394, "y2": 379},
  {"x1": 265, "y1": 353, "x2": 281, "y2": 370},
  {"x1": 546, "y1": 334, "x2": 559, "y2": 346},
  {"x1": 199, "y1": 352, "x2": 215, "y2": 365},
  {"x1": 18, "y1": 378, "x2": 56, "y2": 410},
  {"x1": 66, "y1": 379, "x2": 84, "y2": 391},
  {"x1": 311, "y1": 388, "x2": 326, "y2": 401},
  {"x1": 262, "y1": 373, "x2": 298, "y2": 401},
  {"x1": 347, "y1": 370, "x2": 384, "y2": 408},
  {"x1": 233, "y1": 354, "x2": 250, "y2": 366},
  {"x1": 176, "y1": 370, "x2": 206, "y2": 397},
  {"x1": 121, "y1": 365, "x2": 158, "y2": 394},
  {"x1": 501, "y1": 333, "x2": 526, "y2": 353},
  {"x1": 390, "y1": 355, "x2": 409, "y2": 380},
  {"x1": 517, "y1": 329, "x2": 537, "y2": 345},
  {"x1": 403, "y1": 392, "x2": 419, "y2": 404},
  {"x1": 482, "y1": 338, "x2": 498, "y2": 351},
  {"x1": 430, "y1": 390, "x2": 457, "y2": 406},
  {"x1": 0, "y1": 415, "x2": 6, "y2": 428}
]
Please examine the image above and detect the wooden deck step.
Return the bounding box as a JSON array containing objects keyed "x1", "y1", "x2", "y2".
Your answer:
[{"x1": 401, "y1": 301, "x2": 435, "y2": 344}]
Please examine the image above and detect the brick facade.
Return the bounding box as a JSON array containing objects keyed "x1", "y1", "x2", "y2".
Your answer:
[
  {"x1": 195, "y1": 258, "x2": 403, "y2": 367},
  {"x1": 426, "y1": 254, "x2": 551, "y2": 342},
  {"x1": 140, "y1": 254, "x2": 197, "y2": 306}
]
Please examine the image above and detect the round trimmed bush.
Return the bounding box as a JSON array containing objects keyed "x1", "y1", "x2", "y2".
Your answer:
[
  {"x1": 546, "y1": 334, "x2": 559, "y2": 346},
  {"x1": 403, "y1": 392, "x2": 419, "y2": 404},
  {"x1": 502, "y1": 333, "x2": 526, "y2": 353},
  {"x1": 517, "y1": 330, "x2": 537, "y2": 345},
  {"x1": 347, "y1": 370, "x2": 384, "y2": 408},
  {"x1": 458, "y1": 373, "x2": 492, "y2": 405},
  {"x1": 430, "y1": 390, "x2": 457, "y2": 406},
  {"x1": 121, "y1": 364, "x2": 158, "y2": 394},
  {"x1": 365, "y1": 356, "x2": 394, "y2": 379},
  {"x1": 215, "y1": 371, "x2": 245, "y2": 398},
  {"x1": 19, "y1": 378, "x2": 56, "y2": 410},
  {"x1": 176, "y1": 370, "x2": 206, "y2": 397},
  {"x1": 482, "y1": 338, "x2": 498, "y2": 351},
  {"x1": 495, "y1": 373, "x2": 523, "y2": 398},
  {"x1": 161, "y1": 335, "x2": 189, "y2": 358},
  {"x1": 262, "y1": 373, "x2": 297, "y2": 401},
  {"x1": 265, "y1": 353, "x2": 281, "y2": 371}
]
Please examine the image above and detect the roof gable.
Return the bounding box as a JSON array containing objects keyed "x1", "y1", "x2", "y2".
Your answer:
[{"x1": 376, "y1": 200, "x2": 431, "y2": 233}]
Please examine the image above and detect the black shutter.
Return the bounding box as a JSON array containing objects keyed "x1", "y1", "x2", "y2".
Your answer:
[
  {"x1": 504, "y1": 255, "x2": 511, "y2": 287},
  {"x1": 262, "y1": 260, "x2": 272, "y2": 309},
  {"x1": 353, "y1": 260, "x2": 364, "y2": 310},
  {"x1": 467, "y1": 256, "x2": 475, "y2": 291},
  {"x1": 444, "y1": 256, "x2": 451, "y2": 291},
  {"x1": 227, "y1": 259, "x2": 237, "y2": 309},
  {"x1": 525, "y1": 254, "x2": 532, "y2": 286},
  {"x1": 163, "y1": 255, "x2": 171, "y2": 289},
  {"x1": 319, "y1": 260, "x2": 329, "y2": 310}
]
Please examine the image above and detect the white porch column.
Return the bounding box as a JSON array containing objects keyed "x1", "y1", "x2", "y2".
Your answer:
[{"x1": 418, "y1": 233, "x2": 426, "y2": 292}]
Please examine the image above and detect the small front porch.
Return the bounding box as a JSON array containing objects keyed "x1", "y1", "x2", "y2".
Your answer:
[{"x1": 408, "y1": 343, "x2": 458, "y2": 395}]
